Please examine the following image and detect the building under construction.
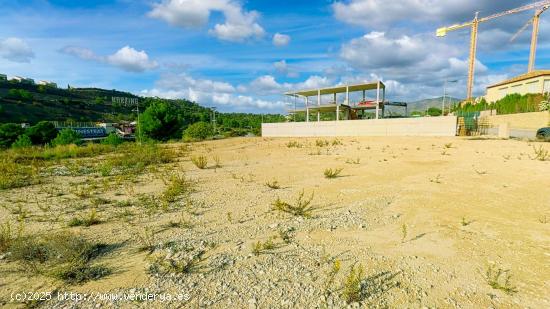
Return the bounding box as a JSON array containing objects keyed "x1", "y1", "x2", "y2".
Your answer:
[{"x1": 285, "y1": 81, "x2": 407, "y2": 122}]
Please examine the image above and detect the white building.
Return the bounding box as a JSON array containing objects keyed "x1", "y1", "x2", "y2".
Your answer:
[
  {"x1": 11, "y1": 76, "x2": 35, "y2": 85},
  {"x1": 485, "y1": 70, "x2": 550, "y2": 103},
  {"x1": 38, "y1": 80, "x2": 57, "y2": 88}
]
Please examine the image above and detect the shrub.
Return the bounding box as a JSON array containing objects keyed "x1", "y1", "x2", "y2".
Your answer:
[
  {"x1": 0, "y1": 221, "x2": 23, "y2": 253},
  {"x1": 51, "y1": 128, "x2": 82, "y2": 146},
  {"x1": 342, "y1": 264, "x2": 366, "y2": 303},
  {"x1": 67, "y1": 209, "x2": 101, "y2": 227},
  {"x1": 427, "y1": 107, "x2": 442, "y2": 116},
  {"x1": 101, "y1": 133, "x2": 123, "y2": 146},
  {"x1": 7, "y1": 89, "x2": 33, "y2": 101},
  {"x1": 251, "y1": 238, "x2": 276, "y2": 256},
  {"x1": 266, "y1": 180, "x2": 281, "y2": 189},
  {"x1": 162, "y1": 173, "x2": 194, "y2": 203},
  {"x1": 486, "y1": 264, "x2": 517, "y2": 294},
  {"x1": 315, "y1": 139, "x2": 329, "y2": 147},
  {"x1": 455, "y1": 93, "x2": 543, "y2": 114},
  {"x1": 286, "y1": 141, "x2": 302, "y2": 148},
  {"x1": 8, "y1": 232, "x2": 112, "y2": 284},
  {"x1": 191, "y1": 155, "x2": 208, "y2": 169},
  {"x1": 26, "y1": 121, "x2": 58, "y2": 145},
  {"x1": 272, "y1": 190, "x2": 316, "y2": 217},
  {"x1": 98, "y1": 143, "x2": 175, "y2": 176},
  {"x1": 324, "y1": 168, "x2": 343, "y2": 179},
  {"x1": 11, "y1": 134, "x2": 32, "y2": 148},
  {"x1": 0, "y1": 159, "x2": 36, "y2": 190},
  {"x1": 183, "y1": 122, "x2": 214, "y2": 141},
  {"x1": 0, "y1": 123, "x2": 24, "y2": 148}
]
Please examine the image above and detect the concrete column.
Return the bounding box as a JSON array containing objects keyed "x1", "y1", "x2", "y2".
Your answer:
[
  {"x1": 376, "y1": 81, "x2": 380, "y2": 119},
  {"x1": 317, "y1": 89, "x2": 321, "y2": 122},
  {"x1": 305, "y1": 96, "x2": 309, "y2": 123}
]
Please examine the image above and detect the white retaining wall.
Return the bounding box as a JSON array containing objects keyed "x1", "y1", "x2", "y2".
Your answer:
[{"x1": 262, "y1": 117, "x2": 458, "y2": 137}]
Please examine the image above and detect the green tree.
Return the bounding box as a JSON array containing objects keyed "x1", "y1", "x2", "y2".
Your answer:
[
  {"x1": 101, "y1": 133, "x2": 123, "y2": 146},
  {"x1": 11, "y1": 134, "x2": 32, "y2": 148},
  {"x1": 183, "y1": 122, "x2": 214, "y2": 141},
  {"x1": 139, "y1": 101, "x2": 182, "y2": 141},
  {"x1": 51, "y1": 128, "x2": 82, "y2": 146},
  {"x1": 26, "y1": 121, "x2": 58, "y2": 145},
  {"x1": 427, "y1": 107, "x2": 442, "y2": 117},
  {"x1": 94, "y1": 97, "x2": 104, "y2": 105},
  {"x1": 0, "y1": 123, "x2": 24, "y2": 148}
]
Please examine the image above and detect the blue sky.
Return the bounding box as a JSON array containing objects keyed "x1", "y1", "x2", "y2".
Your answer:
[{"x1": 0, "y1": 0, "x2": 549, "y2": 113}]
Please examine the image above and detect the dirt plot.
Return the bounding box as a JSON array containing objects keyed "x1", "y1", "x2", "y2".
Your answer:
[{"x1": 0, "y1": 137, "x2": 549, "y2": 308}]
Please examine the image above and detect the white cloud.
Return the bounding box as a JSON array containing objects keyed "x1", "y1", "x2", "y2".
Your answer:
[
  {"x1": 61, "y1": 45, "x2": 158, "y2": 72},
  {"x1": 272, "y1": 33, "x2": 291, "y2": 47},
  {"x1": 249, "y1": 75, "x2": 287, "y2": 93},
  {"x1": 149, "y1": 0, "x2": 265, "y2": 42},
  {"x1": 274, "y1": 60, "x2": 299, "y2": 78},
  {"x1": 341, "y1": 32, "x2": 455, "y2": 71},
  {"x1": 155, "y1": 72, "x2": 235, "y2": 93},
  {"x1": 148, "y1": 0, "x2": 214, "y2": 28},
  {"x1": 106, "y1": 46, "x2": 159, "y2": 72},
  {"x1": 332, "y1": 0, "x2": 525, "y2": 28},
  {"x1": 242, "y1": 74, "x2": 333, "y2": 95},
  {"x1": 274, "y1": 60, "x2": 288, "y2": 73},
  {"x1": 0, "y1": 37, "x2": 35, "y2": 63},
  {"x1": 61, "y1": 46, "x2": 100, "y2": 61},
  {"x1": 140, "y1": 72, "x2": 285, "y2": 110}
]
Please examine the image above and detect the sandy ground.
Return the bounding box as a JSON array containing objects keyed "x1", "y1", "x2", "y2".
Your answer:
[{"x1": 0, "y1": 136, "x2": 549, "y2": 308}]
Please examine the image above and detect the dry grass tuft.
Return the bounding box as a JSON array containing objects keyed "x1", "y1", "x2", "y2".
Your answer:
[
  {"x1": 342, "y1": 264, "x2": 365, "y2": 303},
  {"x1": 68, "y1": 208, "x2": 101, "y2": 227},
  {"x1": 265, "y1": 179, "x2": 281, "y2": 189},
  {"x1": 191, "y1": 155, "x2": 208, "y2": 169},
  {"x1": 162, "y1": 173, "x2": 194, "y2": 203},
  {"x1": 324, "y1": 168, "x2": 343, "y2": 179},
  {"x1": 530, "y1": 145, "x2": 549, "y2": 161},
  {"x1": 8, "y1": 232, "x2": 112, "y2": 284},
  {"x1": 486, "y1": 264, "x2": 517, "y2": 294},
  {"x1": 272, "y1": 190, "x2": 316, "y2": 217}
]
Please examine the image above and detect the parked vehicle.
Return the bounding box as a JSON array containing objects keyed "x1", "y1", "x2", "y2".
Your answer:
[{"x1": 536, "y1": 127, "x2": 550, "y2": 140}]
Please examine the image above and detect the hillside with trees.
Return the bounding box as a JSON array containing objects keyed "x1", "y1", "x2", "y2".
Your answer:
[{"x1": 0, "y1": 80, "x2": 285, "y2": 142}]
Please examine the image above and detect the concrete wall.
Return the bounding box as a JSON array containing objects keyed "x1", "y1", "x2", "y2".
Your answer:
[
  {"x1": 485, "y1": 112, "x2": 549, "y2": 130},
  {"x1": 262, "y1": 117, "x2": 458, "y2": 137}
]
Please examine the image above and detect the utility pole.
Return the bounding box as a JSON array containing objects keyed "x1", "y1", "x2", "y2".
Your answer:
[
  {"x1": 211, "y1": 107, "x2": 217, "y2": 134},
  {"x1": 442, "y1": 79, "x2": 458, "y2": 115},
  {"x1": 133, "y1": 99, "x2": 142, "y2": 145}
]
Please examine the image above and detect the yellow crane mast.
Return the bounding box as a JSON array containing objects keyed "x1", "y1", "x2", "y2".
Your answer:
[
  {"x1": 510, "y1": 6, "x2": 549, "y2": 72},
  {"x1": 436, "y1": 1, "x2": 550, "y2": 101}
]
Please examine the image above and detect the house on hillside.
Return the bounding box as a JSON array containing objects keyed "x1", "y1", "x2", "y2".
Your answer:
[
  {"x1": 38, "y1": 80, "x2": 57, "y2": 88},
  {"x1": 0, "y1": 74, "x2": 7, "y2": 81},
  {"x1": 11, "y1": 76, "x2": 35, "y2": 85},
  {"x1": 485, "y1": 70, "x2": 550, "y2": 103}
]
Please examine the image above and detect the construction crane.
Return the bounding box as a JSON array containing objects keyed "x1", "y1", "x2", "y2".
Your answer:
[
  {"x1": 436, "y1": 1, "x2": 550, "y2": 101},
  {"x1": 510, "y1": 5, "x2": 549, "y2": 72}
]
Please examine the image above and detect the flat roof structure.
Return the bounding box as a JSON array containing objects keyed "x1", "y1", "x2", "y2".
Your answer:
[
  {"x1": 285, "y1": 81, "x2": 406, "y2": 122},
  {"x1": 487, "y1": 70, "x2": 550, "y2": 89},
  {"x1": 285, "y1": 81, "x2": 385, "y2": 97}
]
